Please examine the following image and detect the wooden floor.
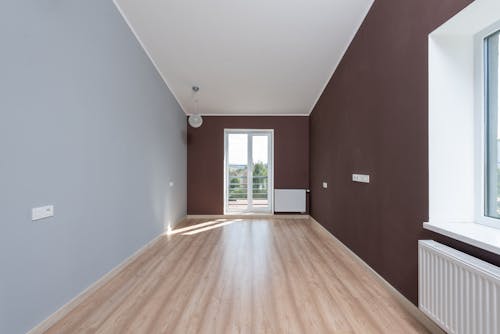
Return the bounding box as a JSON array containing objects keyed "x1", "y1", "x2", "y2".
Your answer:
[{"x1": 43, "y1": 218, "x2": 430, "y2": 334}]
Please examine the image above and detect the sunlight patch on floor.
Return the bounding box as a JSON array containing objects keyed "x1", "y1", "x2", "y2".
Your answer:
[{"x1": 167, "y1": 219, "x2": 242, "y2": 236}]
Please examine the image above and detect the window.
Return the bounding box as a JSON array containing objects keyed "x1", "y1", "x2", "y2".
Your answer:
[
  {"x1": 485, "y1": 30, "x2": 500, "y2": 219},
  {"x1": 425, "y1": 3, "x2": 500, "y2": 251}
]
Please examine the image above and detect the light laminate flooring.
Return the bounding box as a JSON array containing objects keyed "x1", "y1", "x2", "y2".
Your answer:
[{"x1": 42, "y1": 218, "x2": 430, "y2": 334}]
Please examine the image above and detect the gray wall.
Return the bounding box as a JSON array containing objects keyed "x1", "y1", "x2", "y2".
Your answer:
[{"x1": 0, "y1": 1, "x2": 187, "y2": 333}]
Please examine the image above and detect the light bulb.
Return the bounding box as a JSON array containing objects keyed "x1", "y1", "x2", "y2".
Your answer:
[{"x1": 188, "y1": 114, "x2": 203, "y2": 128}]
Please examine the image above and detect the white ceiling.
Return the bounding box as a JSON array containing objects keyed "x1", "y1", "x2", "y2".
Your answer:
[{"x1": 114, "y1": 0, "x2": 373, "y2": 116}]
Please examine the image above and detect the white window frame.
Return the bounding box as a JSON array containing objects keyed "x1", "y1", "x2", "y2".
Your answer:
[
  {"x1": 475, "y1": 21, "x2": 500, "y2": 228},
  {"x1": 223, "y1": 129, "x2": 274, "y2": 214}
]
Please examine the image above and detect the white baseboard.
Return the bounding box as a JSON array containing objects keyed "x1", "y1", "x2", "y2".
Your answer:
[
  {"x1": 27, "y1": 232, "x2": 166, "y2": 334},
  {"x1": 308, "y1": 217, "x2": 445, "y2": 334},
  {"x1": 186, "y1": 214, "x2": 310, "y2": 220}
]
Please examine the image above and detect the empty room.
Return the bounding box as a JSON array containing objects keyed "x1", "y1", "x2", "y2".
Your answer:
[{"x1": 3, "y1": 0, "x2": 500, "y2": 333}]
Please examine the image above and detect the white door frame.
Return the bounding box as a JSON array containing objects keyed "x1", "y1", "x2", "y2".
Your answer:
[{"x1": 223, "y1": 129, "x2": 274, "y2": 214}]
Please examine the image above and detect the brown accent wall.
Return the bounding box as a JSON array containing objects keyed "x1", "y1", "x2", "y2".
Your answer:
[
  {"x1": 187, "y1": 116, "x2": 309, "y2": 214},
  {"x1": 310, "y1": 0, "x2": 500, "y2": 305}
]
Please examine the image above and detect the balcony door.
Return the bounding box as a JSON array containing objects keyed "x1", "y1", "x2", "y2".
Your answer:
[{"x1": 224, "y1": 130, "x2": 274, "y2": 213}]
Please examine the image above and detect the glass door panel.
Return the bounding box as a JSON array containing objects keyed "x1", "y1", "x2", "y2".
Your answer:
[
  {"x1": 251, "y1": 135, "x2": 270, "y2": 210},
  {"x1": 227, "y1": 133, "x2": 249, "y2": 212}
]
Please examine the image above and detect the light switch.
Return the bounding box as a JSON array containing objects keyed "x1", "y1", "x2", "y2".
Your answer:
[
  {"x1": 322, "y1": 182, "x2": 328, "y2": 189},
  {"x1": 352, "y1": 174, "x2": 370, "y2": 183},
  {"x1": 32, "y1": 205, "x2": 54, "y2": 221}
]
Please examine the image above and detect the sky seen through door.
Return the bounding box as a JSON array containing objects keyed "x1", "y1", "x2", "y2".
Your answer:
[{"x1": 228, "y1": 134, "x2": 268, "y2": 165}]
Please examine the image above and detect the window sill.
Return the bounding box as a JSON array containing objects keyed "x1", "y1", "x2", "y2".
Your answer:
[{"x1": 423, "y1": 221, "x2": 500, "y2": 256}]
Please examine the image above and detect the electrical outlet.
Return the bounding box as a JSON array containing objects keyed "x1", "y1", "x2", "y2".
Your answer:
[
  {"x1": 32, "y1": 205, "x2": 54, "y2": 221},
  {"x1": 352, "y1": 174, "x2": 370, "y2": 183}
]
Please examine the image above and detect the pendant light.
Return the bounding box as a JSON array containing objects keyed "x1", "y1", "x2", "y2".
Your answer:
[{"x1": 188, "y1": 86, "x2": 203, "y2": 128}]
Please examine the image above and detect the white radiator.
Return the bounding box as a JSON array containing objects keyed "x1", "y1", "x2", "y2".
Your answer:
[
  {"x1": 419, "y1": 240, "x2": 500, "y2": 334},
  {"x1": 274, "y1": 189, "x2": 306, "y2": 213}
]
